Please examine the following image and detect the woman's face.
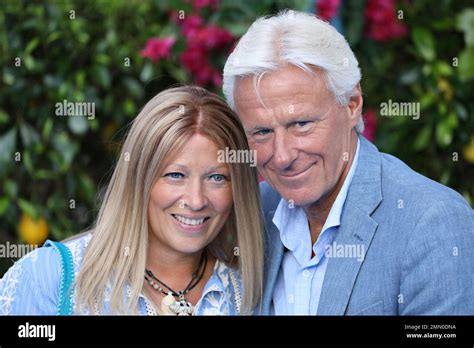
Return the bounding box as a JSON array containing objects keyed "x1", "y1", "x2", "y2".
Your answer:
[{"x1": 148, "y1": 134, "x2": 233, "y2": 256}]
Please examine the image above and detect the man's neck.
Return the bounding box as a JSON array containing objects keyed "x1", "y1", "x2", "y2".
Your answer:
[{"x1": 304, "y1": 132, "x2": 358, "y2": 245}]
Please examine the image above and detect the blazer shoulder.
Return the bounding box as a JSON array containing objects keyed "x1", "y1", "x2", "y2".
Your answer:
[{"x1": 378, "y1": 151, "x2": 470, "y2": 208}]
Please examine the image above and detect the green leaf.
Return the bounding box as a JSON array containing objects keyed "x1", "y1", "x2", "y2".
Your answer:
[
  {"x1": 24, "y1": 55, "x2": 35, "y2": 70},
  {"x1": 42, "y1": 118, "x2": 53, "y2": 139},
  {"x1": 399, "y1": 68, "x2": 420, "y2": 85},
  {"x1": 433, "y1": 61, "x2": 452, "y2": 77},
  {"x1": 47, "y1": 31, "x2": 61, "y2": 44},
  {"x1": 0, "y1": 128, "x2": 17, "y2": 169},
  {"x1": 456, "y1": 8, "x2": 474, "y2": 46},
  {"x1": 454, "y1": 102, "x2": 468, "y2": 121},
  {"x1": 412, "y1": 27, "x2": 436, "y2": 61},
  {"x1": 0, "y1": 109, "x2": 10, "y2": 125},
  {"x1": 3, "y1": 70, "x2": 14, "y2": 85},
  {"x1": 35, "y1": 169, "x2": 57, "y2": 179},
  {"x1": 344, "y1": 0, "x2": 365, "y2": 46},
  {"x1": 140, "y1": 62, "x2": 154, "y2": 82},
  {"x1": 414, "y1": 125, "x2": 432, "y2": 151},
  {"x1": 68, "y1": 116, "x2": 89, "y2": 135},
  {"x1": 93, "y1": 66, "x2": 111, "y2": 88},
  {"x1": 458, "y1": 46, "x2": 474, "y2": 81},
  {"x1": 123, "y1": 77, "x2": 143, "y2": 98},
  {"x1": 23, "y1": 151, "x2": 34, "y2": 174},
  {"x1": 445, "y1": 112, "x2": 458, "y2": 129},
  {"x1": 4, "y1": 180, "x2": 18, "y2": 198},
  {"x1": 0, "y1": 196, "x2": 9, "y2": 216},
  {"x1": 25, "y1": 38, "x2": 39, "y2": 54},
  {"x1": 20, "y1": 123, "x2": 41, "y2": 147},
  {"x1": 78, "y1": 172, "x2": 96, "y2": 202},
  {"x1": 52, "y1": 132, "x2": 79, "y2": 170},
  {"x1": 18, "y1": 198, "x2": 38, "y2": 219},
  {"x1": 435, "y1": 120, "x2": 453, "y2": 147}
]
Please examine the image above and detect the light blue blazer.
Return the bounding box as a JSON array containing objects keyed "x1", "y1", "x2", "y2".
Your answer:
[{"x1": 259, "y1": 136, "x2": 474, "y2": 315}]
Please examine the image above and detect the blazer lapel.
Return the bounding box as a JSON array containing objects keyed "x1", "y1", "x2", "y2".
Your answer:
[
  {"x1": 261, "y1": 209, "x2": 284, "y2": 314},
  {"x1": 317, "y1": 136, "x2": 383, "y2": 315}
]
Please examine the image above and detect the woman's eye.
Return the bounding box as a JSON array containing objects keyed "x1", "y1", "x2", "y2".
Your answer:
[
  {"x1": 164, "y1": 172, "x2": 184, "y2": 179},
  {"x1": 209, "y1": 174, "x2": 227, "y2": 182}
]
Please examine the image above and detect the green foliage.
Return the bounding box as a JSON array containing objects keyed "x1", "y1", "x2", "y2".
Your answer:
[{"x1": 342, "y1": 0, "x2": 474, "y2": 205}]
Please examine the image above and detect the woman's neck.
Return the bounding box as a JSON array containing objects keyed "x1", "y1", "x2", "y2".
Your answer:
[{"x1": 146, "y1": 237, "x2": 214, "y2": 292}]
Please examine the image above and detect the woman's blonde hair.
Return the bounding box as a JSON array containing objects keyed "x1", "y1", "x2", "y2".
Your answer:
[{"x1": 75, "y1": 86, "x2": 264, "y2": 315}]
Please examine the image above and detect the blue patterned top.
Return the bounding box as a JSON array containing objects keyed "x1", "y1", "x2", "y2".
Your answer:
[{"x1": 0, "y1": 233, "x2": 242, "y2": 315}]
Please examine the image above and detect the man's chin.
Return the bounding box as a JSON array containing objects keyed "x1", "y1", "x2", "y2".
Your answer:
[{"x1": 279, "y1": 190, "x2": 323, "y2": 208}]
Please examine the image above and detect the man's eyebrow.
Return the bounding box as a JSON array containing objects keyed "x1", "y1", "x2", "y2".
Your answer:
[
  {"x1": 245, "y1": 114, "x2": 321, "y2": 132},
  {"x1": 245, "y1": 125, "x2": 271, "y2": 133}
]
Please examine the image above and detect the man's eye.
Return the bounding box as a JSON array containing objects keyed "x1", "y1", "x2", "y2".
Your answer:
[
  {"x1": 254, "y1": 129, "x2": 271, "y2": 136},
  {"x1": 293, "y1": 121, "x2": 313, "y2": 132},
  {"x1": 164, "y1": 172, "x2": 184, "y2": 179},
  {"x1": 295, "y1": 121, "x2": 310, "y2": 127},
  {"x1": 209, "y1": 174, "x2": 228, "y2": 182}
]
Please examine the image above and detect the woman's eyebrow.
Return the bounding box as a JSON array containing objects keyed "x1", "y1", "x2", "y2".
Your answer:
[
  {"x1": 207, "y1": 164, "x2": 229, "y2": 172},
  {"x1": 165, "y1": 163, "x2": 188, "y2": 171},
  {"x1": 166, "y1": 163, "x2": 228, "y2": 172}
]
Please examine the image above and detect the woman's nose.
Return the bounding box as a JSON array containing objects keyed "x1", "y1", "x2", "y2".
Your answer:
[{"x1": 182, "y1": 179, "x2": 207, "y2": 211}]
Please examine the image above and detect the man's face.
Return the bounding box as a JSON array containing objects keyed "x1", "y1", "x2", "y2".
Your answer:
[{"x1": 234, "y1": 65, "x2": 361, "y2": 207}]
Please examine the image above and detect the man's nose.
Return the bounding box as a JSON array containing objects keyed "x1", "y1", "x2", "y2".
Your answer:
[
  {"x1": 182, "y1": 179, "x2": 207, "y2": 211},
  {"x1": 272, "y1": 131, "x2": 296, "y2": 171}
]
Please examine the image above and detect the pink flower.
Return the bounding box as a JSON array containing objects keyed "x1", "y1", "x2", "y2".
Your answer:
[
  {"x1": 180, "y1": 44, "x2": 207, "y2": 72},
  {"x1": 177, "y1": 15, "x2": 234, "y2": 87},
  {"x1": 140, "y1": 37, "x2": 176, "y2": 62},
  {"x1": 212, "y1": 70, "x2": 222, "y2": 87},
  {"x1": 180, "y1": 14, "x2": 205, "y2": 40},
  {"x1": 316, "y1": 0, "x2": 341, "y2": 21},
  {"x1": 198, "y1": 25, "x2": 234, "y2": 49},
  {"x1": 364, "y1": 0, "x2": 407, "y2": 41},
  {"x1": 188, "y1": 0, "x2": 219, "y2": 11},
  {"x1": 362, "y1": 109, "x2": 378, "y2": 142}
]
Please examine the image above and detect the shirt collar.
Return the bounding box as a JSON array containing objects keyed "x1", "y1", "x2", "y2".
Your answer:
[
  {"x1": 272, "y1": 138, "x2": 360, "y2": 250},
  {"x1": 321, "y1": 137, "x2": 360, "y2": 230}
]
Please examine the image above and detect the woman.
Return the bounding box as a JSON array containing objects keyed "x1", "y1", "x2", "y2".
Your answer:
[{"x1": 0, "y1": 86, "x2": 264, "y2": 315}]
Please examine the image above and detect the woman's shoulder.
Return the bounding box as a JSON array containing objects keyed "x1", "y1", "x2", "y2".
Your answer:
[
  {"x1": 0, "y1": 232, "x2": 92, "y2": 315},
  {"x1": 0, "y1": 241, "x2": 60, "y2": 314},
  {"x1": 61, "y1": 232, "x2": 93, "y2": 272}
]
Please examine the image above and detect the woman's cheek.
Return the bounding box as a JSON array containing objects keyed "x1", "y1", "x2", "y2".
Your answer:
[{"x1": 211, "y1": 186, "x2": 233, "y2": 215}]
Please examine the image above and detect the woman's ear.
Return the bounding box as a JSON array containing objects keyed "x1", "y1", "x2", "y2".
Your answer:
[{"x1": 348, "y1": 83, "x2": 363, "y2": 128}]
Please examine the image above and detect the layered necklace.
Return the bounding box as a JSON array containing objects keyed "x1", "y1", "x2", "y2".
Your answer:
[{"x1": 144, "y1": 251, "x2": 208, "y2": 316}]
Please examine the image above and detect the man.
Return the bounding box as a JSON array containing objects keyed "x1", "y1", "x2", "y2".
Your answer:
[{"x1": 223, "y1": 10, "x2": 474, "y2": 315}]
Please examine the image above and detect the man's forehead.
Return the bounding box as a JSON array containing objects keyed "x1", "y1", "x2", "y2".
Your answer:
[{"x1": 234, "y1": 66, "x2": 328, "y2": 107}]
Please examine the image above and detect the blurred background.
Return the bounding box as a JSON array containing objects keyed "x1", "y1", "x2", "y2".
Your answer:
[{"x1": 0, "y1": 0, "x2": 473, "y2": 275}]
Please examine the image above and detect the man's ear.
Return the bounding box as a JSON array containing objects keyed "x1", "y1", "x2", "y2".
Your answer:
[{"x1": 348, "y1": 83, "x2": 363, "y2": 128}]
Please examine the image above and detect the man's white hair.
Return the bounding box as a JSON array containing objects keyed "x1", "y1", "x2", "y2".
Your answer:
[{"x1": 223, "y1": 10, "x2": 364, "y2": 133}]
